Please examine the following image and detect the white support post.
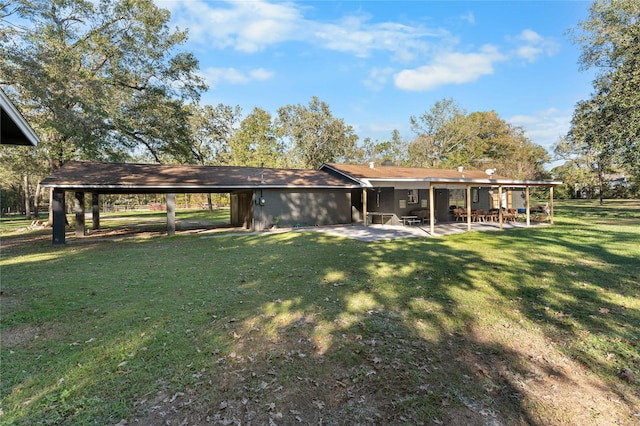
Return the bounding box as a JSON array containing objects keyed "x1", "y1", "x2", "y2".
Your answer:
[
  {"x1": 429, "y1": 185, "x2": 435, "y2": 236},
  {"x1": 466, "y1": 185, "x2": 472, "y2": 231},
  {"x1": 525, "y1": 186, "x2": 531, "y2": 227},
  {"x1": 498, "y1": 185, "x2": 503, "y2": 230}
]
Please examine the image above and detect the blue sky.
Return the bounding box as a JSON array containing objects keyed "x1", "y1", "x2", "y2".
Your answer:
[{"x1": 159, "y1": 0, "x2": 595, "y2": 163}]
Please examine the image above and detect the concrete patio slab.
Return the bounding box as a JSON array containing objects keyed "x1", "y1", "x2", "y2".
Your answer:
[{"x1": 311, "y1": 221, "x2": 547, "y2": 242}]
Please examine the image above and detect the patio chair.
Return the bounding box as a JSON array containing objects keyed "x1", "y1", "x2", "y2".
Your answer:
[
  {"x1": 453, "y1": 208, "x2": 466, "y2": 222},
  {"x1": 532, "y1": 213, "x2": 549, "y2": 222}
]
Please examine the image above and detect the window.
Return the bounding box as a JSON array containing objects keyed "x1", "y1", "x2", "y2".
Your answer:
[
  {"x1": 449, "y1": 189, "x2": 466, "y2": 208},
  {"x1": 407, "y1": 189, "x2": 418, "y2": 204}
]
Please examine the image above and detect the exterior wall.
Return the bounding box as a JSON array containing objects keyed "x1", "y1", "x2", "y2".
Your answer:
[
  {"x1": 253, "y1": 188, "x2": 352, "y2": 230},
  {"x1": 475, "y1": 187, "x2": 527, "y2": 211},
  {"x1": 351, "y1": 189, "x2": 364, "y2": 223},
  {"x1": 510, "y1": 189, "x2": 526, "y2": 209},
  {"x1": 366, "y1": 187, "x2": 432, "y2": 225},
  {"x1": 472, "y1": 188, "x2": 492, "y2": 212}
]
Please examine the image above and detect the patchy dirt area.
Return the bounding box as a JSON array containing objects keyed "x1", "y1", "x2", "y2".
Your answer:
[{"x1": 120, "y1": 313, "x2": 639, "y2": 426}]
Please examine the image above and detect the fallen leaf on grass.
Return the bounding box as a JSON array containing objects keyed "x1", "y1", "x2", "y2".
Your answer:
[
  {"x1": 619, "y1": 368, "x2": 634, "y2": 383},
  {"x1": 312, "y1": 399, "x2": 325, "y2": 409}
]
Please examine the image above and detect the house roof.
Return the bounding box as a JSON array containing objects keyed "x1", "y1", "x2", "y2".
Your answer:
[
  {"x1": 39, "y1": 161, "x2": 360, "y2": 193},
  {"x1": 321, "y1": 163, "x2": 561, "y2": 187},
  {"x1": 1, "y1": 88, "x2": 39, "y2": 146}
]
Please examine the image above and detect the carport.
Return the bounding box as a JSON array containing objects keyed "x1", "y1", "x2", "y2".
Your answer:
[{"x1": 39, "y1": 161, "x2": 360, "y2": 244}]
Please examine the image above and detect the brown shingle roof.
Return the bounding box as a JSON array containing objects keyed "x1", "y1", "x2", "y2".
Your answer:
[
  {"x1": 322, "y1": 163, "x2": 560, "y2": 187},
  {"x1": 39, "y1": 161, "x2": 360, "y2": 192},
  {"x1": 323, "y1": 163, "x2": 508, "y2": 180}
]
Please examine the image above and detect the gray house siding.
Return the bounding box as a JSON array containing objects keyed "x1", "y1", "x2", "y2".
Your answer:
[
  {"x1": 366, "y1": 187, "x2": 432, "y2": 225},
  {"x1": 253, "y1": 188, "x2": 352, "y2": 230}
]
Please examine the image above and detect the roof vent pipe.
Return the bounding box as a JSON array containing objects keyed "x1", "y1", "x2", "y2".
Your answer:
[
  {"x1": 369, "y1": 162, "x2": 375, "y2": 169},
  {"x1": 457, "y1": 166, "x2": 464, "y2": 173}
]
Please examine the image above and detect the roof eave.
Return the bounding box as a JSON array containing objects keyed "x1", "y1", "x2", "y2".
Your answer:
[
  {"x1": 365, "y1": 177, "x2": 562, "y2": 186},
  {"x1": 38, "y1": 184, "x2": 361, "y2": 191},
  {"x1": 0, "y1": 88, "x2": 39, "y2": 147}
]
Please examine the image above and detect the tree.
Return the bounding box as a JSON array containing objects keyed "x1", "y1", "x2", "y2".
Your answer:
[
  {"x1": 552, "y1": 137, "x2": 600, "y2": 199},
  {"x1": 358, "y1": 130, "x2": 408, "y2": 166},
  {"x1": 231, "y1": 107, "x2": 285, "y2": 168},
  {"x1": 276, "y1": 97, "x2": 359, "y2": 169},
  {"x1": 187, "y1": 103, "x2": 242, "y2": 167},
  {"x1": 0, "y1": 146, "x2": 49, "y2": 218},
  {"x1": 0, "y1": 0, "x2": 206, "y2": 167},
  {"x1": 566, "y1": 98, "x2": 618, "y2": 204},
  {"x1": 408, "y1": 98, "x2": 472, "y2": 168},
  {"x1": 568, "y1": 0, "x2": 640, "y2": 187},
  {"x1": 408, "y1": 99, "x2": 549, "y2": 179}
]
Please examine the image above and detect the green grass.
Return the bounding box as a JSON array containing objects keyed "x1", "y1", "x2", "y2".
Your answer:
[{"x1": 1, "y1": 201, "x2": 639, "y2": 425}]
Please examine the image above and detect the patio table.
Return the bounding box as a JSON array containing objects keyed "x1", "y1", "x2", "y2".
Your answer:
[{"x1": 401, "y1": 215, "x2": 421, "y2": 226}]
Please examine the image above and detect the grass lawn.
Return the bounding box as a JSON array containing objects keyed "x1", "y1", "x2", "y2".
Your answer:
[{"x1": 1, "y1": 200, "x2": 639, "y2": 425}]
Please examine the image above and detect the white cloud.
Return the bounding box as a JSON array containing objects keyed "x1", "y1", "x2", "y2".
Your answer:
[
  {"x1": 512, "y1": 29, "x2": 560, "y2": 62},
  {"x1": 311, "y1": 16, "x2": 443, "y2": 61},
  {"x1": 201, "y1": 67, "x2": 274, "y2": 87},
  {"x1": 394, "y1": 45, "x2": 506, "y2": 91},
  {"x1": 460, "y1": 11, "x2": 475, "y2": 25},
  {"x1": 162, "y1": 0, "x2": 444, "y2": 60},
  {"x1": 363, "y1": 67, "x2": 395, "y2": 91},
  {"x1": 509, "y1": 108, "x2": 571, "y2": 152},
  {"x1": 165, "y1": 0, "x2": 302, "y2": 53}
]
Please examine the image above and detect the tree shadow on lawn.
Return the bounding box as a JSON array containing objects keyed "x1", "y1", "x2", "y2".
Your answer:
[
  {"x1": 462, "y1": 222, "x2": 640, "y2": 409},
  {"x1": 2, "y1": 230, "x2": 638, "y2": 425}
]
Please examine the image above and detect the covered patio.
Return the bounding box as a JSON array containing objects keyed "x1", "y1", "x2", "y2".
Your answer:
[{"x1": 321, "y1": 163, "x2": 561, "y2": 237}]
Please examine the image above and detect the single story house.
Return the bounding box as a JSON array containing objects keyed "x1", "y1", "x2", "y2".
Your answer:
[{"x1": 39, "y1": 161, "x2": 561, "y2": 244}]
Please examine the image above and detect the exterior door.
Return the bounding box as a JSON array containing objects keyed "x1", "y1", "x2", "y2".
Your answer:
[{"x1": 435, "y1": 189, "x2": 450, "y2": 222}]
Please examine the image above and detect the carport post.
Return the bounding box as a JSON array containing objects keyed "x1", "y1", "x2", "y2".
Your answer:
[
  {"x1": 429, "y1": 185, "x2": 435, "y2": 236},
  {"x1": 549, "y1": 186, "x2": 554, "y2": 225},
  {"x1": 362, "y1": 188, "x2": 368, "y2": 226},
  {"x1": 75, "y1": 191, "x2": 85, "y2": 237},
  {"x1": 52, "y1": 189, "x2": 65, "y2": 245},
  {"x1": 466, "y1": 185, "x2": 472, "y2": 231},
  {"x1": 167, "y1": 193, "x2": 176, "y2": 235},
  {"x1": 92, "y1": 193, "x2": 100, "y2": 230},
  {"x1": 525, "y1": 186, "x2": 531, "y2": 227},
  {"x1": 498, "y1": 185, "x2": 503, "y2": 230}
]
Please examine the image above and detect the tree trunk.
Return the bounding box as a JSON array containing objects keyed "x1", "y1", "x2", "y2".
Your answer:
[
  {"x1": 207, "y1": 193, "x2": 213, "y2": 211},
  {"x1": 33, "y1": 183, "x2": 42, "y2": 218},
  {"x1": 47, "y1": 159, "x2": 62, "y2": 225},
  {"x1": 598, "y1": 166, "x2": 604, "y2": 206},
  {"x1": 23, "y1": 174, "x2": 32, "y2": 220}
]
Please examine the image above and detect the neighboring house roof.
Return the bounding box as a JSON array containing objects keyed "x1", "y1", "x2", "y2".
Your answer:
[
  {"x1": 0, "y1": 88, "x2": 39, "y2": 146},
  {"x1": 321, "y1": 163, "x2": 561, "y2": 187},
  {"x1": 39, "y1": 161, "x2": 361, "y2": 193},
  {"x1": 603, "y1": 173, "x2": 628, "y2": 185}
]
